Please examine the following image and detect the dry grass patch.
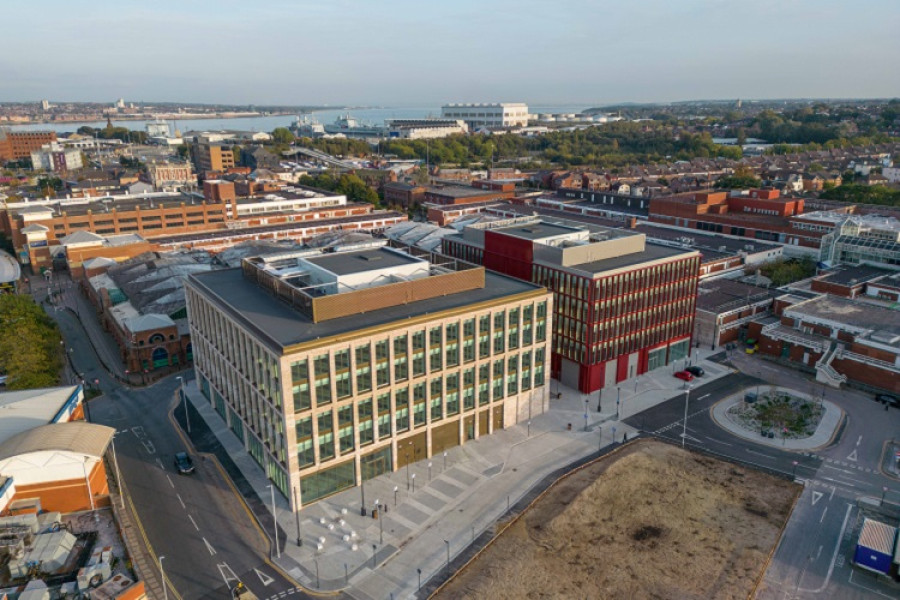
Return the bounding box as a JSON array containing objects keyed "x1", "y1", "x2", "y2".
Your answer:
[{"x1": 434, "y1": 440, "x2": 799, "y2": 600}]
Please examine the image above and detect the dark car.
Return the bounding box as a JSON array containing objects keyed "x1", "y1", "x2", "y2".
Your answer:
[
  {"x1": 674, "y1": 370, "x2": 694, "y2": 382},
  {"x1": 685, "y1": 366, "x2": 705, "y2": 377},
  {"x1": 876, "y1": 394, "x2": 900, "y2": 407},
  {"x1": 174, "y1": 452, "x2": 195, "y2": 475}
]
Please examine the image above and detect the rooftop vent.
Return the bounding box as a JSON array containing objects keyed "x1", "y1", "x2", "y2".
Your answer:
[{"x1": 359, "y1": 255, "x2": 382, "y2": 262}]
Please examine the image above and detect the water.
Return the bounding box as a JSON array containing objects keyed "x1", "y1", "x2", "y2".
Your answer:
[{"x1": 3, "y1": 104, "x2": 592, "y2": 134}]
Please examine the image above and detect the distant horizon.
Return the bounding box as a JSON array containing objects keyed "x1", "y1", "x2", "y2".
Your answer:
[
  {"x1": 2, "y1": 96, "x2": 898, "y2": 109},
  {"x1": 2, "y1": 1, "x2": 897, "y2": 104}
]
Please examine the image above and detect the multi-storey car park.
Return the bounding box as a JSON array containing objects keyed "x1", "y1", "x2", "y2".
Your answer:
[{"x1": 184, "y1": 244, "x2": 551, "y2": 505}]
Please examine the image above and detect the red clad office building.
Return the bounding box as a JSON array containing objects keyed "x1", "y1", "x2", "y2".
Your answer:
[{"x1": 442, "y1": 217, "x2": 701, "y2": 393}]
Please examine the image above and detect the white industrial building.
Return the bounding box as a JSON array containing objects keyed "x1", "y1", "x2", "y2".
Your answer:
[{"x1": 441, "y1": 103, "x2": 530, "y2": 129}]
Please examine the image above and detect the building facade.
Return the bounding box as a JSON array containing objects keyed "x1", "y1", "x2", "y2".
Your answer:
[
  {"x1": 148, "y1": 163, "x2": 194, "y2": 191},
  {"x1": 0, "y1": 129, "x2": 57, "y2": 161},
  {"x1": 30, "y1": 142, "x2": 83, "y2": 173},
  {"x1": 185, "y1": 246, "x2": 551, "y2": 506},
  {"x1": 440, "y1": 103, "x2": 529, "y2": 130},
  {"x1": 442, "y1": 216, "x2": 700, "y2": 393}
]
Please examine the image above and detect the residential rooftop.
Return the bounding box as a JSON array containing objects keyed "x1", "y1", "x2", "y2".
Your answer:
[
  {"x1": 786, "y1": 294, "x2": 900, "y2": 347},
  {"x1": 816, "y1": 265, "x2": 894, "y2": 286}
]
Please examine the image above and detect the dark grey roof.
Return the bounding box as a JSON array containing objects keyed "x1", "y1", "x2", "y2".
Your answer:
[
  {"x1": 306, "y1": 247, "x2": 421, "y2": 276},
  {"x1": 188, "y1": 268, "x2": 544, "y2": 352},
  {"x1": 696, "y1": 279, "x2": 778, "y2": 313},
  {"x1": 491, "y1": 222, "x2": 579, "y2": 241},
  {"x1": 816, "y1": 265, "x2": 893, "y2": 286}
]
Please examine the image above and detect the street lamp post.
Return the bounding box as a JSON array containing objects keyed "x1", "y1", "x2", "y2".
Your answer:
[
  {"x1": 268, "y1": 485, "x2": 280, "y2": 558},
  {"x1": 444, "y1": 539, "x2": 450, "y2": 571},
  {"x1": 393, "y1": 485, "x2": 399, "y2": 507},
  {"x1": 428, "y1": 462, "x2": 432, "y2": 482},
  {"x1": 176, "y1": 376, "x2": 190, "y2": 434},
  {"x1": 405, "y1": 442, "x2": 413, "y2": 490},
  {"x1": 372, "y1": 543, "x2": 377, "y2": 568},
  {"x1": 377, "y1": 502, "x2": 384, "y2": 544},
  {"x1": 681, "y1": 385, "x2": 693, "y2": 449},
  {"x1": 882, "y1": 486, "x2": 888, "y2": 505},
  {"x1": 411, "y1": 473, "x2": 417, "y2": 493},
  {"x1": 360, "y1": 476, "x2": 367, "y2": 516},
  {"x1": 583, "y1": 397, "x2": 589, "y2": 431},
  {"x1": 159, "y1": 556, "x2": 168, "y2": 600},
  {"x1": 443, "y1": 451, "x2": 447, "y2": 471},
  {"x1": 792, "y1": 461, "x2": 798, "y2": 478},
  {"x1": 293, "y1": 485, "x2": 302, "y2": 546},
  {"x1": 527, "y1": 420, "x2": 531, "y2": 437},
  {"x1": 417, "y1": 568, "x2": 422, "y2": 591}
]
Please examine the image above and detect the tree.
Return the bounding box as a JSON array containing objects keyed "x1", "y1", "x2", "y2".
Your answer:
[
  {"x1": 0, "y1": 294, "x2": 62, "y2": 389},
  {"x1": 176, "y1": 144, "x2": 190, "y2": 160},
  {"x1": 271, "y1": 127, "x2": 295, "y2": 145}
]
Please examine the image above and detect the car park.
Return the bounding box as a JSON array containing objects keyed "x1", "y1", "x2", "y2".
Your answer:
[
  {"x1": 685, "y1": 366, "x2": 705, "y2": 377},
  {"x1": 674, "y1": 370, "x2": 694, "y2": 382},
  {"x1": 174, "y1": 452, "x2": 195, "y2": 475}
]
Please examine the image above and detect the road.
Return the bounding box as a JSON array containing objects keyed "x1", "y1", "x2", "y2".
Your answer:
[
  {"x1": 625, "y1": 355, "x2": 900, "y2": 600},
  {"x1": 51, "y1": 305, "x2": 300, "y2": 600}
]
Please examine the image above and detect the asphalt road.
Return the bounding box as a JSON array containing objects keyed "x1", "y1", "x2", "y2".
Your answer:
[
  {"x1": 53, "y1": 307, "x2": 300, "y2": 600},
  {"x1": 625, "y1": 356, "x2": 900, "y2": 600}
]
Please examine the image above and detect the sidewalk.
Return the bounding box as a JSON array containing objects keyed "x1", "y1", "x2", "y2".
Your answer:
[
  {"x1": 710, "y1": 386, "x2": 843, "y2": 451},
  {"x1": 179, "y1": 346, "x2": 733, "y2": 599}
]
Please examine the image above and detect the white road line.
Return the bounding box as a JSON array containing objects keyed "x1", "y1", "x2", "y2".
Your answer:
[
  {"x1": 821, "y1": 476, "x2": 857, "y2": 488},
  {"x1": 746, "y1": 449, "x2": 776, "y2": 459},
  {"x1": 848, "y1": 569, "x2": 896, "y2": 598},
  {"x1": 166, "y1": 475, "x2": 174, "y2": 488},
  {"x1": 156, "y1": 458, "x2": 163, "y2": 469},
  {"x1": 698, "y1": 393, "x2": 710, "y2": 400},
  {"x1": 856, "y1": 435, "x2": 862, "y2": 447},
  {"x1": 819, "y1": 507, "x2": 828, "y2": 523},
  {"x1": 706, "y1": 437, "x2": 733, "y2": 446},
  {"x1": 177, "y1": 494, "x2": 186, "y2": 509},
  {"x1": 188, "y1": 514, "x2": 199, "y2": 531},
  {"x1": 203, "y1": 537, "x2": 216, "y2": 555},
  {"x1": 800, "y1": 503, "x2": 853, "y2": 594},
  {"x1": 829, "y1": 486, "x2": 836, "y2": 501},
  {"x1": 822, "y1": 464, "x2": 856, "y2": 475}
]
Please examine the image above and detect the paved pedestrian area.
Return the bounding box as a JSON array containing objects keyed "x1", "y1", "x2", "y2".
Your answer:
[
  {"x1": 180, "y1": 346, "x2": 734, "y2": 599},
  {"x1": 710, "y1": 386, "x2": 844, "y2": 451}
]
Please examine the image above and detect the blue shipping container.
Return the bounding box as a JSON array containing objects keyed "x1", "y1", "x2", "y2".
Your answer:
[{"x1": 854, "y1": 519, "x2": 897, "y2": 575}]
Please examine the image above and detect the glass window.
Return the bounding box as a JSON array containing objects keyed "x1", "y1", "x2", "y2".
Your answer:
[
  {"x1": 291, "y1": 360, "x2": 311, "y2": 412},
  {"x1": 338, "y1": 405, "x2": 354, "y2": 453},
  {"x1": 446, "y1": 373, "x2": 459, "y2": 416},
  {"x1": 317, "y1": 411, "x2": 334, "y2": 461},
  {"x1": 357, "y1": 398, "x2": 374, "y2": 446},
  {"x1": 314, "y1": 354, "x2": 331, "y2": 406},
  {"x1": 395, "y1": 387, "x2": 410, "y2": 433},
  {"x1": 300, "y1": 459, "x2": 355, "y2": 504},
  {"x1": 413, "y1": 382, "x2": 426, "y2": 426},
  {"x1": 377, "y1": 393, "x2": 392, "y2": 440},
  {"x1": 295, "y1": 416, "x2": 314, "y2": 467},
  {"x1": 430, "y1": 377, "x2": 443, "y2": 420},
  {"x1": 355, "y1": 345, "x2": 372, "y2": 393}
]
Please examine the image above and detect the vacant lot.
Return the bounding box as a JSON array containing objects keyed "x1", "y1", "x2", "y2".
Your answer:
[{"x1": 435, "y1": 440, "x2": 799, "y2": 600}]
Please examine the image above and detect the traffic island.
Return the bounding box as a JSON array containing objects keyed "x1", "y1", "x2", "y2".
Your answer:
[
  {"x1": 431, "y1": 439, "x2": 800, "y2": 600},
  {"x1": 711, "y1": 387, "x2": 843, "y2": 451}
]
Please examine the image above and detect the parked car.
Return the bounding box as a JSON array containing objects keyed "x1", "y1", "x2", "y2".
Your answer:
[
  {"x1": 174, "y1": 452, "x2": 195, "y2": 475},
  {"x1": 875, "y1": 394, "x2": 900, "y2": 407},
  {"x1": 674, "y1": 370, "x2": 694, "y2": 382},
  {"x1": 685, "y1": 366, "x2": 705, "y2": 377}
]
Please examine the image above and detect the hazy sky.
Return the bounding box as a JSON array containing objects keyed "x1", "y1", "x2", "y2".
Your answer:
[{"x1": 3, "y1": 0, "x2": 898, "y2": 106}]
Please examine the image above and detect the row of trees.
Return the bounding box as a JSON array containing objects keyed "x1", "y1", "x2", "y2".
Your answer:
[
  {"x1": 76, "y1": 125, "x2": 149, "y2": 144},
  {"x1": 298, "y1": 173, "x2": 380, "y2": 205},
  {"x1": 820, "y1": 184, "x2": 900, "y2": 206},
  {"x1": 0, "y1": 294, "x2": 63, "y2": 390}
]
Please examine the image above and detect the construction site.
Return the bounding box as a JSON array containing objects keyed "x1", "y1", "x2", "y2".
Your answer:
[{"x1": 434, "y1": 439, "x2": 800, "y2": 600}]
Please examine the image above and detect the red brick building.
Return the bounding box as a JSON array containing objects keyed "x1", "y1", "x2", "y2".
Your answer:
[
  {"x1": 423, "y1": 185, "x2": 514, "y2": 206},
  {"x1": 442, "y1": 217, "x2": 700, "y2": 392},
  {"x1": 0, "y1": 130, "x2": 57, "y2": 161}
]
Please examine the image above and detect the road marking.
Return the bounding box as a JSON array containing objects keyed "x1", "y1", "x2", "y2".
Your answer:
[
  {"x1": 800, "y1": 503, "x2": 853, "y2": 594},
  {"x1": 254, "y1": 568, "x2": 274, "y2": 586},
  {"x1": 829, "y1": 486, "x2": 835, "y2": 501},
  {"x1": 706, "y1": 437, "x2": 733, "y2": 446},
  {"x1": 812, "y1": 491, "x2": 823, "y2": 506},
  {"x1": 846, "y1": 449, "x2": 858, "y2": 462},
  {"x1": 217, "y1": 563, "x2": 240, "y2": 586},
  {"x1": 746, "y1": 449, "x2": 776, "y2": 459},
  {"x1": 819, "y1": 507, "x2": 828, "y2": 523},
  {"x1": 177, "y1": 494, "x2": 185, "y2": 509},
  {"x1": 166, "y1": 475, "x2": 174, "y2": 488},
  {"x1": 156, "y1": 458, "x2": 163, "y2": 469},
  {"x1": 856, "y1": 435, "x2": 862, "y2": 447},
  {"x1": 203, "y1": 537, "x2": 216, "y2": 555},
  {"x1": 822, "y1": 464, "x2": 856, "y2": 475},
  {"x1": 816, "y1": 544, "x2": 823, "y2": 560},
  {"x1": 698, "y1": 393, "x2": 710, "y2": 400},
  {"x1": 188, "y1": 514, "x2": 199, "y2": 531},
  {"x1": 821, "y1": 476, "x2": 857, "y2": 488},
  {"x1": 848, "y1": 569, "x2": 896, "y2": 598}
]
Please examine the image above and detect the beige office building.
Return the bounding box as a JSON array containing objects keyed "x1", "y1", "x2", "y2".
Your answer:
[{"x1": 184, "y1": 245, "x2": 551, "y2": 507}]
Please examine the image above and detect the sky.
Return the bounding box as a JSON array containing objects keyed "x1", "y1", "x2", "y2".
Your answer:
[{"x1": 2, "y1": 0, "x2": 898, "y2": 106}]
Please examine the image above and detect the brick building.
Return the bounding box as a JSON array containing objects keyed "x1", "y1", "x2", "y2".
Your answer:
[
  {"x1": 0, "y1": 129, "x2": 57, "y2": 161},
  {"x1": 442, "y1": 216, "x2": 700, "y2": 392},
  {"x1": 423, "y1": 185, "x2": 514, "y2": 207},
  {"x1": 383, "y1": 182, "x2": 425, "y2": 209},
  {"x1": 751, "y1": 293, "x2": 900, "y2": 394}
]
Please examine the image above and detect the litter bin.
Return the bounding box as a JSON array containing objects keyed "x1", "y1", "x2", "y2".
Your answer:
[{"x1": 372, "y1": 508, "x2": 379, "y2": 520}]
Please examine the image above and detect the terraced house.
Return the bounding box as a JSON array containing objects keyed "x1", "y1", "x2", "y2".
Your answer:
[{"x1": 184, "y1": 244, "x2": 551, "y2": 506}]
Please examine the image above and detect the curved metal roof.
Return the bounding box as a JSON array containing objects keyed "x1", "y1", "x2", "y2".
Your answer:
[
  {"x1": 0, "y1": 422, "x2": 115, "y2": 462},
  {"x1": 0, "y1": 250, "x2": 21, "y2": 284}
]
